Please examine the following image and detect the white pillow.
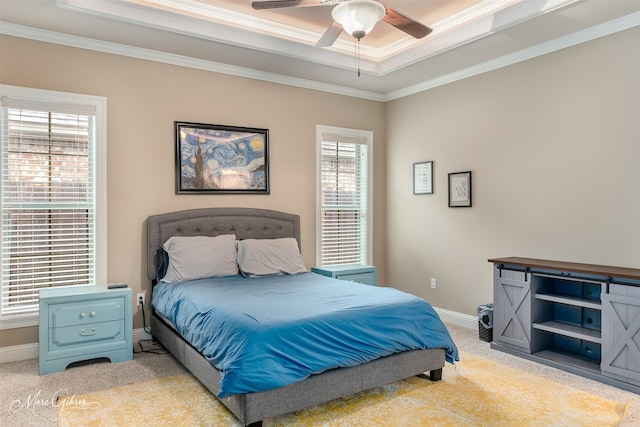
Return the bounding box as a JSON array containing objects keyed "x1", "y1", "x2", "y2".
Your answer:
[
  {"x1": 160, "y1": 234, "x2": 238, "y2": 283},
  {"x1": 237, "y1": 238, "x2": 307, "y2": 276}
]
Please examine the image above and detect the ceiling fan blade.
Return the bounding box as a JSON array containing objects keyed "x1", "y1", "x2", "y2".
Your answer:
[
  {"x1": 315, "y1": 21, "x2": 343, "y2": 47},
  {"x1": 251, "y1": 0, "x2": 322, "y2": 10},
  {"x1": 383, "y1": 7, "x2": 433, "y2": 39}
]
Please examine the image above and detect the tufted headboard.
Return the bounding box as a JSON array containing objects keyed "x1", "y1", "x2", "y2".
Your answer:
[{"x1": 146, "y1": 207, "x2": 301, "y2": 282}]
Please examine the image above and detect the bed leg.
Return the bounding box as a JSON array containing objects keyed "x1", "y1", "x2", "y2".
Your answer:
[
  {"x1": 247, "y1": 421, "x2": 262, "y2": 427},
  {"x1": 429, "y1": 368, "x2": 442, "y2": 381},
  {"x1": 417, "y1": 368, "x2": 442, "y2": 382}
]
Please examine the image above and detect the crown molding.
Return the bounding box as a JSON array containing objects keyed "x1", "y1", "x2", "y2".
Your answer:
[
  {"x1": 62, "y1": 0, "x2": 521, "y2": 63},
  {"x1": 60, "y1": 0, "x2": 574, "y2": 75},
  {"x1": 2, "y1": 11, "x2": 638, "y2": 102},
  {"x1": 384, "y1": 11, "x2": 640, "y2": 101},
  {"x1": 0, "y1": 22, "x2": 386, "y2": 102}
]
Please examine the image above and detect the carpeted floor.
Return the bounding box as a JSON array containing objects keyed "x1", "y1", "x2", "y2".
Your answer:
[
  {"x1": 57, "y1": 352, "x2": 630, "y2": 426},
  {"x1": 2, "y1": 322, "x2": 638, "y2": 426}
]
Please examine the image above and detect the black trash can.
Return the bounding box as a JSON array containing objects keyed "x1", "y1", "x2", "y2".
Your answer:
[{"x1": 477, "y1": 303, "x2": 493, "y2": 342}]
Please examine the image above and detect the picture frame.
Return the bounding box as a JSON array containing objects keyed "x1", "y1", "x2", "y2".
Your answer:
[
  {"x1": 448, "y1": 171, "x2": 472, "y2": 207},
  {"x1": 413, "y1": 161, "x2": 433, "y2": 195},
  {"x1": 175, "y1": 122, "x2": 269, "y2": 194}
]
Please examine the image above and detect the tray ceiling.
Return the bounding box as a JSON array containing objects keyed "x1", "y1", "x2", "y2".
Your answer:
[{"x1": 1, "y1": 0, "x2": 639, "y2": 99}]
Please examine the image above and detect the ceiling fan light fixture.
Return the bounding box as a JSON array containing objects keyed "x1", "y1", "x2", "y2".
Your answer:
[{"x1": 332, "y1": 0, "x2": 386, "y2": 40}]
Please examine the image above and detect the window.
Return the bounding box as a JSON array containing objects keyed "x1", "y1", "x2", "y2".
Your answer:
[
  {"x1": 316, "y1": 125, "x2": 372, "y2": 266},
  {"x1": 0, "y1": 85, "x2": 106, "y2": 329}
]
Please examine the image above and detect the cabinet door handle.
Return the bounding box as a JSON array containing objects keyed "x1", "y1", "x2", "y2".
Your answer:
[
  {"x1": 80, "y1": 312, "x2": 87, "y2": 318},
  {"x1": 90, "y1": 310, "x2": 97, "y2": 317},
  {"x1": 80, "y1": 327, "x2": 96, "y2": 336}
]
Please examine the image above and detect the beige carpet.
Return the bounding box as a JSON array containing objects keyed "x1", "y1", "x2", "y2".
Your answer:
[{"x1": 58, "y1": 351, "x2": 630, "y2": 427}]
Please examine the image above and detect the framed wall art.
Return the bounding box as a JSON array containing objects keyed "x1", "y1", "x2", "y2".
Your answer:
[
  {"x1": 413, "y1": 161, "x2": 433, "y2": 195},
  {"x1": 448, "y1": 171, "x2": 472, "y2": 207},
  {"x1": 175, "y1": 122, "x2": 269, "y2": 194}
]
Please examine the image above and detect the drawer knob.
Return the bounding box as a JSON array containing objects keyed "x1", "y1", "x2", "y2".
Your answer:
[
  {"x1": 90, "y1": 310, "x2": 97, "y2": 317},
  {"x1": 80, "y1": 327, "x2": 96, "y2": 336},
  {"x1": 80, "y1": 312, "x2": 87, "y2": 318}
]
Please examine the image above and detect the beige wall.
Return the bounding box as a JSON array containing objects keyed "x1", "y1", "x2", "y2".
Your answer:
[
  {"x1": 386, "y1": 27, "x2": 640, "y2": 315},
  {"x1": 1, "y1": 26, "x2": 638, "y2": 350},
  {"x1": 0, "y1": 35, "x2": 387, "y2": 347}
]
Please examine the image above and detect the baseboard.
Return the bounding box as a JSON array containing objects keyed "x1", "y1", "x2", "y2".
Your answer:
[
  {"x1": 133, "y1": 327, "x2": 153, "y2": 342},
  {"x1": 0, "y1": 342, "x2": 39, "y2": 364},
  {"x1": 433, "y1": 307, "x2": 477, "y2": 329},
  {"x1": 0, "y1": 328, "x2": 153, "y2": 364}
]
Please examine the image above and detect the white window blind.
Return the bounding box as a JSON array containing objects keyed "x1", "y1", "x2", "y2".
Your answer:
[
  {"x1": 318, "y1": 128, "x2": 371, "y2": 266},
  {"x1": 1, "y1": 91, "x2": 99, "y2": 323}
]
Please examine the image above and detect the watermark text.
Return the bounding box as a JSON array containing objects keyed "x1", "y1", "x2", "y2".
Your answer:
[{"x1": 10, "y1": 389, "x2": 99, "y2": 417}]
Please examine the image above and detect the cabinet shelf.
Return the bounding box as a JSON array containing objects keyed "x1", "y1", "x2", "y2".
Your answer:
[
  {"x1": 532, "y1": 321, "x2": 601, "y2": 343},
  {"x1": 534, "y1": 349, "x2": 600, "y2": 373},
  {"x1": 535, "y1": 293, "x2": 601, "y2": 310}
]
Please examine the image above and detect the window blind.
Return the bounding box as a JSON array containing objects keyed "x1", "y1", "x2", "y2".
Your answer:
[
  {"x1": 1, "y1": 99, "x2": 96, "y2": 317},
  {"x1": 319, "y1": 134, "x2": 368, "y2": 266}
]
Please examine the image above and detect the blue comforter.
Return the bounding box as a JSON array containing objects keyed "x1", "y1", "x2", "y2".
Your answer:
[{"x1": 152, "y1": 272, "x2": 459, "y2": 398}]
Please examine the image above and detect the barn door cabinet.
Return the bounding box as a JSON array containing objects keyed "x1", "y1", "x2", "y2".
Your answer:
[
  {"x1": 489, "y1": 257, "x2": 640, "y2": 394},
  {"x1": 492, "y1": 266, "x2": 531, "y2": 351}
]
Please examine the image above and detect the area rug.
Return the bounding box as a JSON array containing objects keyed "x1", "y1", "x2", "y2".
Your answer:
[{"x1": 58, "y1": 352, "x2": 630, "y2": 427}]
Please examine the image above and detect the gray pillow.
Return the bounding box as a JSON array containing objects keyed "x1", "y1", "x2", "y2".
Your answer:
[
  {"x1": 237, "y1": 238, "x2": 307, "y2": 277},
  {"x1": 160, "y1": 235, "x2": 238, "y2": 283}
]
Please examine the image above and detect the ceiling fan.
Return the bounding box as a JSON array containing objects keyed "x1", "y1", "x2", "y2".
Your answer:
[{"x1": 251, "y1": 0, "x2": 433, "y2": 47}]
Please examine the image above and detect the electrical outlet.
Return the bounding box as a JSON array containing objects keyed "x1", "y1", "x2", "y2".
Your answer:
[
  {"x1": 137, "y1": 292, "x2": 145, "y2": 307},
  {"x1": 430, "y1": 278, "x2": 437, "y2": 289}
]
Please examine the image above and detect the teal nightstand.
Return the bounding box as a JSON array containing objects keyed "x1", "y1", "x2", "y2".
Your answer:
[
  {"x1": 311, "y1": 264, "x2": 377, "y2": 286},
  {"x1": 38, "y1": 284, "x2": 133, "y2": 375}
]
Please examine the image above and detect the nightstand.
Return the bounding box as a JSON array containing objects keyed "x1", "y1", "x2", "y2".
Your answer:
[
  {"x1": 38, "y1": 284, "x2": 133, "y2": 375},
  {"x1": 311, "y1": 264, "x2": 378, "y2": 286}
]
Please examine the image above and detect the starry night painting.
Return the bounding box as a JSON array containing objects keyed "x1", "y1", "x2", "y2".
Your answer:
[{"x1": 175, "y1": 122, "x2": 269, "y2": 194}]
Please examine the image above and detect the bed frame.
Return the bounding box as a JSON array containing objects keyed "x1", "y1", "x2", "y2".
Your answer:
[{"x1": 146, "y1": 207, "x2": 445, "y2": 426}]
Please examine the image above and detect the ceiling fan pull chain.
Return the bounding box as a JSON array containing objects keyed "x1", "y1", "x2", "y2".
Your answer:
[{"x1": 356, "y1": 39, "x2": 361, "y2": 77}]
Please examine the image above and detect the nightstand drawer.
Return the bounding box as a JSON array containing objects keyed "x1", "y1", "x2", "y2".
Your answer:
[
  {"x1": 50, "y1": 298, "x2": 125, "y2": 327},
  {"x1": 51, "y1": 320, "x2": 125, "y2": 347}
]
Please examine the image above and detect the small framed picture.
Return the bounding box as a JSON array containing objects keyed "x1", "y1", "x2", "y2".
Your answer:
[
  {"x1": 448, "y1": 171, "x2": 472, "y2": 207},
  {"x1": 413, "y1": 161, "x2": 433, "y2": 195}
]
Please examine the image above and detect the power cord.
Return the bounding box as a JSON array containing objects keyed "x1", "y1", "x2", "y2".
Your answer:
[
  {"x1": 140, "y1": 299, "x2": 152, "y2": 335},
  {"x1": 134, "y1": 299, "x2": 167, "y2": 355}
]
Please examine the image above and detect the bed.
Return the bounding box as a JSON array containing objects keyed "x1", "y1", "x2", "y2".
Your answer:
[{"x1": 146, "y1": 207, "x2": 458, "y2": 426}]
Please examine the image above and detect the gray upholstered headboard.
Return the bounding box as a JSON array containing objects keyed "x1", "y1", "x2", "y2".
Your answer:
[{"x1": 146, "y1": 207, "x2": 301, "y2": 281}]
